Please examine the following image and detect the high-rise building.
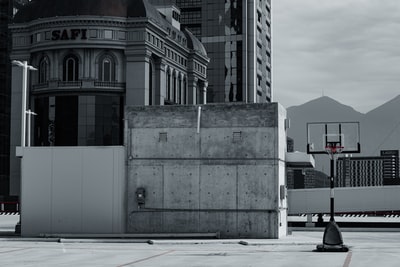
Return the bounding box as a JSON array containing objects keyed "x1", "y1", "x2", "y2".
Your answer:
[
  {"x1": 152, "y1": 0, "x2": 272, "y2": 103},
  {"x1": 336, "y1": 150, "x2": 400, "y2": 187},
  {"x1": 0, "y1": 0, "x2": 12, "y2": 196},
  {"x1": 337, "y1": 156, "x2": 383, "y2": 187}
]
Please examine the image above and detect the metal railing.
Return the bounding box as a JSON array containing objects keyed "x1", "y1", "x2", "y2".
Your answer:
[
  {"x1": 31, "y1": 80, "x2": 126, "y2": 90},
  {"x1": 32, "y1": 82, "x2": 49, "y2": 90},
  {"x1": 58, "y1": 81, "x2": 82, "y2": 87},
  {"x1": 94, "y1": 81, "x2": 126, "y2": 88},
  {"x1": 0, "y1": 201, "x2": 19, "y2": 215}
]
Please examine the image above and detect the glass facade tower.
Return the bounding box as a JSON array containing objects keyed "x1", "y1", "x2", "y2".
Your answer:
[{"x1": 173, "y1": 0, "x2": 272, "y2": 103}]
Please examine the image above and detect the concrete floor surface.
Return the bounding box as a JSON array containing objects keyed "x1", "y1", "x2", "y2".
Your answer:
[
  {"x1": 0, "y1": 216, "x2": 399, "y2": 266},
  {"x1": 0, "y1": 231, "x2": 399, "y2": 266}
]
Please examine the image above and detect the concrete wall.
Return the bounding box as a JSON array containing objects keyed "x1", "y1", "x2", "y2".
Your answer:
[
  {"x1": 20, "y1": 146, "x2": 125, "y2": 236},
  {"x1": 126, "y1": 103, "x2": 287, "y2": 238}
]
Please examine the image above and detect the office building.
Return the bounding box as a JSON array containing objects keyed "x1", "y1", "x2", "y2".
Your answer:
[
  {"x1": 151, "y1": 0, "x2": 272, "y2": 103},
  {"x1": 337, "y1": 156, "x2": 383, "y2": 187},
  {"x1": 9, "y1": 0, "x2": 209, "y2": 194},
  {"x1": 337, "y1": 150, "x2": 399, "y2": 187}
]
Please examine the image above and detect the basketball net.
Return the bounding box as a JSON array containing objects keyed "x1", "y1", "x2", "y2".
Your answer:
[{"x1": 325, "y1": 142, "x2": 344, "y2": 156}]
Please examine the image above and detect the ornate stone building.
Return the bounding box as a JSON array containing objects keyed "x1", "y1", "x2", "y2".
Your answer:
[{"x1": 9, "y1": 0, "x2": 208, "y2": 194}]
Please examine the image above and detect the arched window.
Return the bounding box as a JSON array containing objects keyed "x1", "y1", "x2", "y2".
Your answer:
[
  {"x1": 38, "y1": 56, "x2": 49, "y2": 84},
  {"x1": 99, "y1": 55, "x2": 116, "y2": 82},
  {"x1": 63, "y1": 54, "x2": 79, "y2": 81}
]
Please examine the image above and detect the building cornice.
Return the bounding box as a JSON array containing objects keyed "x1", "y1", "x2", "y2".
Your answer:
[{"x1": 10, "y1": 16, "x2": 167, "y2": 33}]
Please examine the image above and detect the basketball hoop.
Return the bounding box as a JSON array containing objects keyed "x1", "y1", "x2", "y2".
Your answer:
[{"x1": 325, "y1": 143, "x2": 344, "y2": 155}]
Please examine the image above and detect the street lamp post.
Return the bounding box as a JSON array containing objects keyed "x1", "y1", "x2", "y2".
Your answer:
[
  {"x1": 12, "y1": 60, "x2": 37, "y2": 147},
  {"x1": 11, "y1": 60, "x2": 37, "y2": 234}
]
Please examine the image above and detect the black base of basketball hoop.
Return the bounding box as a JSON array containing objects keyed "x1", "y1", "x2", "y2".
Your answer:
[
  {"x1": 316, "y1": 244, "x2": 349, "y2": 252},
  {"x1": 315, "y1": 221, "x2": 349, "y2": 252}
]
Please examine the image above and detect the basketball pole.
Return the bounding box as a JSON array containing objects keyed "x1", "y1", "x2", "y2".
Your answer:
[
  {"x1": 316, "y1": 145, "x2": 348, "y2": 252},
  {"x1": 330, "y1": 156, "x2": 334, "y2": 221}
]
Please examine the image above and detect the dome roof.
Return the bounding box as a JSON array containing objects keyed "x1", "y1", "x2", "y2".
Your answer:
[
  {"x1": 13, "y1": 0, "x2": 165, "y2": 25},
  {"x1": 183, "y1": 28, "x2": 207, "y2": 58}
]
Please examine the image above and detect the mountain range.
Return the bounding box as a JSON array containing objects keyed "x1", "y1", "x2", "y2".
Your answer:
[{"x1": 286, "y1": 95, "x2": 400, "y2": 172}]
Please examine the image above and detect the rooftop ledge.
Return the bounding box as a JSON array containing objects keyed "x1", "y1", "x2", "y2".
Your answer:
[{"x1": 286, "y1": 151, "x2": 315, "y2": 168}]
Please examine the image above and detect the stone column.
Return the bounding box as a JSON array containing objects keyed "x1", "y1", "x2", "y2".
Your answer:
[
  {"x1": 179, "y1": 73, "x2": 184, "y2": 104},
  {"x1": 166, "y1": 67, "x2": 172, "y2": 102},
  {"x1": 154, "y1": 58, "x2": 166, "y2": 105},
  {"x1": 187, "y1": 76, "x2": 198, "y2": 104},
  {"x1": 174, "y1": 70, "x2": 179, "y2": 104},
  {"x1": 201, "y1": 81, "x2": 208, "y2": 104},
  {"x1": 172, "y1": 71, "x2": 176, "y2": 103},
  {"x1": 125, "y1": 50, "x2": 151, "y2": 106}
]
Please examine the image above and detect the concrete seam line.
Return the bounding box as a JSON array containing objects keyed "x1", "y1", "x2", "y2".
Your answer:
[{"x1": 116, "y1": 250, "x2": 175, "y2": 267}]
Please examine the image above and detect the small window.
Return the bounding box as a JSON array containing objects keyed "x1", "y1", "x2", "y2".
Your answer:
[
  {"x1": 233, "y1": 131, "x2": 242, "y2": 143},
  {"x1": 159, "y1": 132, "x2": 167, "y2": 142}
]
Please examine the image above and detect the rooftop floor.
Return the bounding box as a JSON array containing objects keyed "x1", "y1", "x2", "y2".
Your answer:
[{"x1": 1, "y1": 216, "x2": 400, "y2": 266}]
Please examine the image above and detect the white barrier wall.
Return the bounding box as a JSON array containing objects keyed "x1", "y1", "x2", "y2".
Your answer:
[
  {"x1": 20, "y1": 146, "x2": 125, "y2": 236},
  {"x1": 288, "y1": 186, "x2": 400, "y2": 214}
]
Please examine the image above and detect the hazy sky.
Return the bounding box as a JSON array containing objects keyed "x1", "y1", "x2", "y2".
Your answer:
[{"x1": 272, "y1": 0, "x2": 400, "y2": 113}]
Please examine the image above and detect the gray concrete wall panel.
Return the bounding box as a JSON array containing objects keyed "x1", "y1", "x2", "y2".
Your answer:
[
  {"x1": 200, "y1": 104, "x2": 277, "y2": 128},
  {"x1": 238, "y1": 212, "x2": 276, "y2": 238},
  {"x1": 237, "y1": 165, "x2": 276, "y2": 210},
  {"x1": 129, "y1": 128, "x2": 200, "y2": 158},
  {"x1": 128, "y1": 212, "x2": 163, "y2": 233},
  {"x1": 127, "y1": 106, "x2": 198, "y2": 129},
  {"x1": 199, "y1": 212, "x2": 237, "y2": 237},
  {"x1": 163, "y1": 211, "x2": 200, "y2": 232},
  {"x1": 129, "y1": 165, "x2": 164, "y2": 209},
  {"x1": 199, "y1": 165, "x2": 237, "y2": 209},
  {"x1": 200, "y1": 128, "x2": 275, "y2": 159},
  {"x1": 163, "y1": 165, "x2": 200, "y2": 209}
]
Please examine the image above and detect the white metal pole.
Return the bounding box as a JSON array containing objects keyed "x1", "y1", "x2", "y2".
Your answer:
[
  {"x1": 197, "y1": 106, "x2": 201, "y2": 134},
  {"x1": 21, "y1": 61, "x2": 28, "y2": 147},
  {"x1": 13, "y1": 60, "x2": 37, "y2": 148},
  {"x1": 26, "y1": 111, "x2": 30, "y2": 147}
]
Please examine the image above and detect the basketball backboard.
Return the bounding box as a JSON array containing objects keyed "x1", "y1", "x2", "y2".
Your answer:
[{"x1": 307, "y1": 122, "x2": 360, "y2": 154}]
